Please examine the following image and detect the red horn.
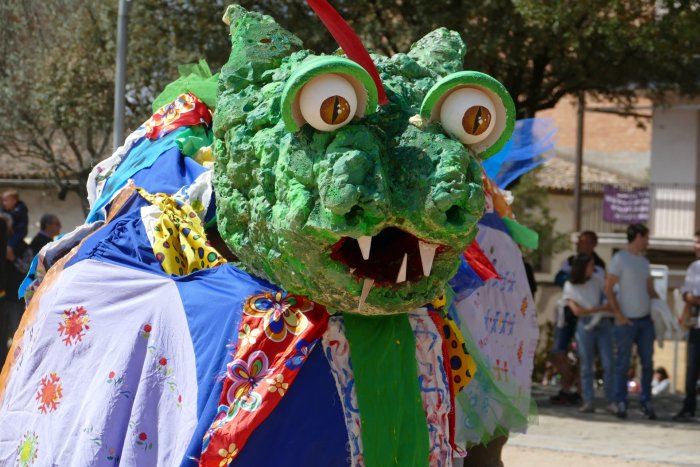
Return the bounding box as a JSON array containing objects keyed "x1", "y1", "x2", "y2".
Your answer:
[{"x1": 306, "y1": 0, "x2": 389, "y2": 105}]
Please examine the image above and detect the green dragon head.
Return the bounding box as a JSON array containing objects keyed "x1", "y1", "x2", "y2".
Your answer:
[{"x1": 213, "y1": 4, "x2": 515, "y2": 315}]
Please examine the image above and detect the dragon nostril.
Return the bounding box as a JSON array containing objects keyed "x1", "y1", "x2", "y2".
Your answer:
[
  {"x1": 345, "y1": 205, "x2": 364, "y2": 226},
  {"x1": 445, "y1": 205, "x2": 466, "y2": 226}
]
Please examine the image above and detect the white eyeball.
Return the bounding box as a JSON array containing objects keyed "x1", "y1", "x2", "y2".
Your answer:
[
  {"x1": 439, "y1": 88, "x2": 496, "y2": 144},
  {"x1": 298, "y1": 74, "x2": 358, "y2": 132}
]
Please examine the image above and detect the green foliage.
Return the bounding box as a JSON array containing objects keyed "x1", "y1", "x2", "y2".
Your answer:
[
  {"x1": 1, "y1": 0, "x2": 698, "y2": 210},
  {"x1": 301, "y1": 0, "x2": 700, "y2": 118},
  {"x1": 511, "y1": 167, "x2": 569, "y2": 269}
]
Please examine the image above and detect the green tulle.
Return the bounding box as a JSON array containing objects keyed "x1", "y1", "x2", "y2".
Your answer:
[{"x1": 152, "y1": 59, "x2": 219, "y2": 112}]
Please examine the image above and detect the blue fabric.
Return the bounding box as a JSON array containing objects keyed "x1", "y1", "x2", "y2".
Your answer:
[
  {"x1": 65, "y1": 194, "x2": 165, "y2": 276},
  {"x1": 449, "y1": 257, "x2": 486, "y2": 302},
  {"x1": 175, "y1": 264, "x2": 276, "y2": 466},
  {"x1": 17, "y1": 254, "x2": 40, "y2": 299},
  {"x1": 613, "y1": 317, "x2": 655, "y2": 404},
  {"x1": 483, "y1": 117, "x2": 556, "y2": 189},
  {"x1": 478, "y1": 213, "x2": 509, "y2": 235},
  {"x1": 130, "y1": 146, "x2": 207, "y2": 197},
  {"x1": 87, "y1": 128, "x2": 188, "y2": 223},
  {"x1": 234, "y1": 343, "x2": 349, "y2": 466},
  {"x1": 576, "y1": 317, "x2": 614, "y2": 403},
  {"x1": 68, "y1": 147, "x2": 209, "y2": 275}
]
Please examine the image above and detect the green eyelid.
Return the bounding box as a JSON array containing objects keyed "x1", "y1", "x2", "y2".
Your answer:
[
  {"x1": 281, "y1": 56, "x2": 379, "y2": 132},
  {"x1": 420, "y1": 71, "x2": 516, "y2": 160}
]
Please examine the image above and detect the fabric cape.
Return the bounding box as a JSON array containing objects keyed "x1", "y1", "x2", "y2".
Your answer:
[{"x1": 0, "y1": 91, "x2": 539, "y2": 467}]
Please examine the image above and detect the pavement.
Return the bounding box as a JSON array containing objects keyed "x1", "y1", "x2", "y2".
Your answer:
[{"x1": 501, "y1": 384, "x2": 700, "y2": 466}]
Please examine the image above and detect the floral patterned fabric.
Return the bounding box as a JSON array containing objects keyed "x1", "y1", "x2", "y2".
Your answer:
[
  {"x1": 0, "y1": 259, "x2": 199, "y2": 465},
  {"x1": 144, "y1": 92, "x2": 212, "y2": 141},
  {"x1": 322, "y1": 316, "x2": 364, "y2": 466},
  {"x1": 200, "y1": 292, "x2": 330, "y2": 466}
]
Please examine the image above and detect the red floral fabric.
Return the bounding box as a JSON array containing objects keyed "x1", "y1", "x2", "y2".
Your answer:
[
  {"x1": 144, "y1": 93, "x2": 212, "y2": 140},
  {"x1": 199, "y1": 292, "x2": 329, "y2": 466}
]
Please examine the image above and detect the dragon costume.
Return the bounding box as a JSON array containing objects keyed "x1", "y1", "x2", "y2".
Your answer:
[{"x1": 0, "y1": 2, "x2": 545, "y2": 466}]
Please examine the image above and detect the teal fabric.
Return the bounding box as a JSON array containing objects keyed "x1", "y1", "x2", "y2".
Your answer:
[{"x1": 86, "y1": 127, "x2": 188, "y2": 223}]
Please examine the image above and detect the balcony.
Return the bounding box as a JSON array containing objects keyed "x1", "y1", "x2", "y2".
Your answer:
[{"x1": 579, "y1": 182, "x2": 699, "y2": 240}]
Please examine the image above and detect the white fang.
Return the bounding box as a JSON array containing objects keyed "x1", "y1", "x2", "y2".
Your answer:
[
  {"x1": 358, "y1": 278, "x2": 374, "y2": 312},
  {"x1": 358, "y1": 236, "x2": 372, "y2": 260},
  {"x1": 396, "y1": 253, "x2": 408, "y2": 283},
  {"x1": 418, "y1": 241, "x2": 438, "y2": 277}
]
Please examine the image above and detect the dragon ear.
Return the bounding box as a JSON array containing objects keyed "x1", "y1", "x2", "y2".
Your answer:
[
  {"x1": 407, "y1": 28, "x2": 466, "y2": 77},
  {"x1": 220, "y1": 5, "x2": 303, "y2": 93}
]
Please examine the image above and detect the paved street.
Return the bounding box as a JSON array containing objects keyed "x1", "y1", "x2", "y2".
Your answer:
[{"x1": 502, "y1": 384, "x2": 700, "y2": 466}]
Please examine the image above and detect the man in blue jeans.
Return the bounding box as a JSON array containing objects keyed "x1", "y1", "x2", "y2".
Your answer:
[
  {"x1": 605, "y1": 224, "x2": 659, "y2": 419},
  {"x1": 673, "y1": 229, "x2": 700, "y2": 422}
]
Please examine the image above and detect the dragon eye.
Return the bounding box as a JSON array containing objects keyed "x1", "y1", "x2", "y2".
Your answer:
[
  {"x1": 299, "y1": 74, "x2": 358, "y2": 131},
  {"x1": 440, "y1": 88, "x2": 496, "y2": 144}
]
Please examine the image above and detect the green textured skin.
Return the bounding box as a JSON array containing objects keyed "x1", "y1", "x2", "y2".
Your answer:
[{"x1": 214, "y1": 5, "x2": 493, "y2": 315}]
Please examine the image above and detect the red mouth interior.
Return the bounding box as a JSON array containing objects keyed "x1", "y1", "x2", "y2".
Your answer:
[{"x1": 329, "y1": 227, "x2": 436, "y2": 286}]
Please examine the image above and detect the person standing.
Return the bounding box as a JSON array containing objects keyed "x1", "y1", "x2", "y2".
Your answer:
[
  {"x1": 673, "y1": 229, "x2": 700, "y2": 421},
  {"x1": 554, "y1": 231, "x2": 606, "y2": 286},
  {"x1": 30, "y1": 214, "x2": 61, "y2": 254},
  {"x1": 605, "y1": 223, "x2": 659, "y2": 419},
  {"x1": 550, "y1": 230, "x2": 606, "y2": 405},
  {"x1": 1, "y1": 189, "x2": 28, "y2": 261},
  {"x1": 564, "y1": 254, "x2": 614, "y2": 413}
]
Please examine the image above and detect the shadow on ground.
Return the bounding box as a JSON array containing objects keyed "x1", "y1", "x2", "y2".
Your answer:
[{"x1": 532, "y1": 383, "x2": 700, "y2": 430}]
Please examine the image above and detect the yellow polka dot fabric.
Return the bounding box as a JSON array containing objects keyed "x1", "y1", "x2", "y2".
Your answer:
[
  {"x1": 137, "y1": 188, "x2": 225, "y2": 276},
  {"x1": 442, "y1": 314, "x2": 476, "y2": 393}
]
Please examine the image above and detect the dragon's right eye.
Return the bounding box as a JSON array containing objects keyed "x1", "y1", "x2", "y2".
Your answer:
[
  {"x1": 281, "y1": 56, "x2": 379, "y2": 133},
  {"x1": 299, "y1": 74, "x2": 358, "y2": 132}
]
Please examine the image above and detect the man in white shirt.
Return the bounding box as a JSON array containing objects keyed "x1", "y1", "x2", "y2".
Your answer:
[
  {"x1": 673, "y1": 230, "x2": 700, "y2": 421},
  {"x1": 605, "y1": 224, "x2": 659, "y2": 419}
]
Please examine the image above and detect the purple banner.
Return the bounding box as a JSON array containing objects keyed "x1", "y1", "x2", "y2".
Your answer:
[{"x1": 603, "y1": 185, "x2": 650, "y2": 224}]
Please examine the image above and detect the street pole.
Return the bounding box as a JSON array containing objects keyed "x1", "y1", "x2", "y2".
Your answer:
[
  {"x1": 574, "y1": 93, "x2": 585, "y2": 232},
  {"x1": 113, "y1": 0, "x2": 131, "y2": 150}
]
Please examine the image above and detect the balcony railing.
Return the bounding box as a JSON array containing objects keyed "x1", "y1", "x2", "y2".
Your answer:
[{"x1": 579, "y1": 183, "x2": 699, "y2": 239}]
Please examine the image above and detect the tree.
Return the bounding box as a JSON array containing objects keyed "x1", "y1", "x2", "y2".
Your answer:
[
  {"x1": 0, "y1": 0, "x2": 233, "y2": 213},
  {"x1": 510, "y1": 167, "x2": 569, "y2": 269},
  {"x1": 311, "y1": 0, "x2": 700, "y2": 118},
  {"x1": 0, "y1": 0, "x2": 117, "y2": 212},
  {"x1": 1, "y1": 0, "x2": 698, "y2": 212}
]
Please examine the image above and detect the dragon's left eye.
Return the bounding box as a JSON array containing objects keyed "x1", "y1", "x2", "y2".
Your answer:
[
  {"x1": 299, "y1": 74, "x2": 358, "y2": 131},
  {"x1": 440, "y1": 88, "x2": 496, "y2": 145},
  {"x1": 419, "y1": 71, "x2": 515, "y2": 159}
]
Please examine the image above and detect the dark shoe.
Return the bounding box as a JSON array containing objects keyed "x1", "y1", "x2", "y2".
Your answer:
[
  {"x1": 568, "y1": 392, "x2": 583, "y2": 405},
  {"x1": 616, "y1": 401, "x2": 627, "y2": 419},
  {"x1": 672, "y1": 411, "x2": 694, "y2": 422},
  {"x1": 550, "y1": 390, "x2": 573, "y2": 405},
  {"x1": 640, "y1": 402, "x2": 657, "y2": 420}
]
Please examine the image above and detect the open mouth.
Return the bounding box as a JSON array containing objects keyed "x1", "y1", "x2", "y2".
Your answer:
[{"x1": 330, "y1": 227, "x2": 446, "y2": 310}]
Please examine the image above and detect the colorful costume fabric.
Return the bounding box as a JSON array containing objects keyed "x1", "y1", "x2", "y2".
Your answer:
[{"x1": 0, "y1": 3, "x2": 546, "y2": 466}]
